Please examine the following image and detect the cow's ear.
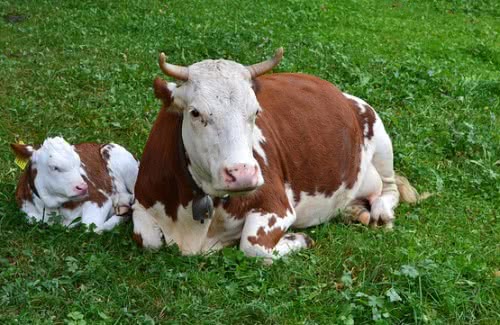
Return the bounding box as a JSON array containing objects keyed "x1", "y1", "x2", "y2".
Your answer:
[
  {"x1": 11, "y1": 143, "x2": 35, "y2": 160},
  {"x1": 154, "y1": 77, "x2": 174, "y2": 107}
]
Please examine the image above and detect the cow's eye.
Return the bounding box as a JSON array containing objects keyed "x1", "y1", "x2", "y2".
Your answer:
[
  {"x1": 50, "y1": 165, "x2": 60, "y2": 172},
  {"x1": 190, "y1": 109, "x2": 200, "y2": 118}
]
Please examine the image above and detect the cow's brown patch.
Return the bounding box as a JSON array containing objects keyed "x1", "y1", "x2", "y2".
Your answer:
[
  {"x1": 268, "y1": 216, "x2": 277, "y2": 227},
  {"x1": 74, "y1": 143, "x2": 113, "y2": 207},
  {"x1": 132, "y1": 233, "x2": 143, "y2": 247},
  {"x1": 301, "y1": 233, "x2": 315, "y2": 248},
  {"x1": 348, "y1": 99, "x2": 376, "y2": 140},
  {"x1": 62, "y1": 201, "x2": 83, "y2": 210},
  {"x1": 10, "y1": 143, "x2": 33, "y2": 160},
  {"x1": 101, "y1": 145, "x2": 111, "y2": 161},
  {"x1": 253, "y1": 73, "x2": 363, "y2": 196},
  {"x1": 134, "y1": 105, "x2": 193, "y2": 221},
  {"x1": 15, "y1": 167, "x2": 35, "y2": 206},
  {"x1": 247, "y1": 226, "x2": 284, "y2": 250},
  {"x1": 154, "y1": 77, "x2": 173, "y2": 106}
]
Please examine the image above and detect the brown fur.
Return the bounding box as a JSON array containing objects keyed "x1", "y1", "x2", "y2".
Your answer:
[
  {"x1": 10, "y1": 143, "x2": 34, "y2": 159},
  {"x1": 15, "y1": 167, "x2": 35, "y2": 206},
  {"x1": 75, "y1": 143, "x2": 113, "y2": 207},
  {"x1": 347, "y1": 99, "x2": 376, "y2": 140},
  {"x1": 247, "y1": 226, "x2": 285, "y2": 250},
  {"x1": 132, "y1": 233, "x2": 144, "y2": 247}
]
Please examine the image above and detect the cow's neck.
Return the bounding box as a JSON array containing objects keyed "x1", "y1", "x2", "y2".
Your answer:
[{"x1": 177, "y1": 117, "x2": 214, "y2": 224}]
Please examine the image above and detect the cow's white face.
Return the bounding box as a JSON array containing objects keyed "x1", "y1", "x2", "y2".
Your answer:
[
  {"x1": 28, "y1": 137, "x2": 88, "y2": 208},
  {"x1": 171, "y1": 60, "x2": 265, "y2": 197}
]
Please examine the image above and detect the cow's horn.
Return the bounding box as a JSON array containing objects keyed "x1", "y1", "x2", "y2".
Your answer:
[
  {"x1": 246, "y1": 47, "x2": 284, "y2": 78},
  {"x1": 159, "y1": 53, "x2": 189, "y2": 81}
]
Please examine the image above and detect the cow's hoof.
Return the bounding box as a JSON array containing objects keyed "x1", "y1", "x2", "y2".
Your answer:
[
  {"x1": 357, "y1": 211, "x2": 371, "y2": 225},
  {"x1": 115, "y1": 205, "x2": 131, "y2": 217},
  {"x1": 370, "y1": 198, "x2": 395, "y2": 227}
]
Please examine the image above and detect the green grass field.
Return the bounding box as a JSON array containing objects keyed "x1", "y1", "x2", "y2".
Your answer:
[{"x1": 1, "y1": 0, "x2": 499, "y2": 323}]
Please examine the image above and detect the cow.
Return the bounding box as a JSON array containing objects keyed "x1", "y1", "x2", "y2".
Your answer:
[
  {"x1": 132, "y1": 48, "x2": 418, "y2": 259},
  {"x1": 11, "y1": 137, "x2": 139, "y2": 232}
]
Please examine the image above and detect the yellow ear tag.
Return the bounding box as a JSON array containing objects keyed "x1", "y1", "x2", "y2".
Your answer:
[{"x1": 14, "y1": 140, "x2": 29, "y2": 170}]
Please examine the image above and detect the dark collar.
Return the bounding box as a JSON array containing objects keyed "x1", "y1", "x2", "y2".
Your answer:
[{"x1": 177, "y1": 118, "x2": 214, "y2": 224}]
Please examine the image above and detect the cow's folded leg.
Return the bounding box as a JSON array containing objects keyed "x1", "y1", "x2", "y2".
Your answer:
[
  {"x1": 371, "y1": 126, "x2": 400, "y2": 229},
  {"x1": 132, "y1": 202, "x2": 163, "y2": 249},
  {"x1": 344, "y1": 198, "x2": 371, "y2": 225},
  {"x1": 240, "y1": 210, "x2": 313, "y2": 260}
]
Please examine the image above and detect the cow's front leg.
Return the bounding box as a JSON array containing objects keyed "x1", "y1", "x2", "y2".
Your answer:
[
  {"x1": 240, "y1": 210, "x2": 314, "y2": 260},
  {"x1": 132, "y1": 202, "x2": 163, "y2": 249}
]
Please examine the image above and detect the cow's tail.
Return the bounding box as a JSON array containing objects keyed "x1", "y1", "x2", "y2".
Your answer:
[{"x1": 395, "y1": 174, "x2": 431, "y2": 204}]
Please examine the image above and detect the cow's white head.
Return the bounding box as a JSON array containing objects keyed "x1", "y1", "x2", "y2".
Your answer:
[
  {"x1": 154, "y1": 48, "x2": 283, "y2": 197},
  {"x1": 11, "y1": 137, "x2": 88, "y2": 208}
]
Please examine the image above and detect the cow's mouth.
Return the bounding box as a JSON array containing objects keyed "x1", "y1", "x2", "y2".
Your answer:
[{"x1": 68, "y1": 192, "x2": 89, "y2": 201}]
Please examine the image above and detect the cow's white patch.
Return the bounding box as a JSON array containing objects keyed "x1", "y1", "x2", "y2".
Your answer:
[
  {"x1": 240, "y1": 209, "x2": 311, "y2": 259},
  {"x1": 292, "y1": 186, "x2": 353, "y2": 228},
  {"x1": 31, "y1": 137, "x2": 86, "y2": 209},
  {"x1": 132, "y1": 201, "x2": 164, "y2": 249},
  {"x1": 102, "y1": 143, "x2": 139, "y2": 209},
  {"x1": 137, "y1": 200, "x2": 245, "y2": 254},
  {"x1": 168, "y1": 60, "x2": 265, "y2": 196},
  {"x1": 252, "y1": 125, "x2": 268, "y2": 165},
  {"x1": 343, "y1": 92, "x2": 367, "y2": 113}
]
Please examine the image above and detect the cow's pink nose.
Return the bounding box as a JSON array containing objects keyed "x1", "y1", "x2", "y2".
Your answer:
[
  {"x1": 222, "y1": 163, "x2": 259, "y2": 191},
  {"x1": 75, "y1": 182, "x2": 88, "y2": 195}
]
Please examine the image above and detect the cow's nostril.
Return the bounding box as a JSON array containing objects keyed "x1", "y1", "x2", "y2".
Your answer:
[{"x1": 224, "y1": 168, "x2": 237, "y2": 183}]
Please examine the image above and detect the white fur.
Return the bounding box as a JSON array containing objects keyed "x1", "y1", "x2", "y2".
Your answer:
[
  {"x1": 31, "y1": 137, "x2": 85, "y2": 209},
  {"x1": 240, "y1": 209, "x2": 310, "y2": 259},
  {"x1": 344, "y1": 93, "x2": 400, "y2": 228},
  {"x1": 169, "y1": 60, "x2": 265, "y2": 197},
  {"x1": 252, "y1": 125, "x2": 268, "y2": 165},
  {"x1": 102, "y1": 143, "x2": 139, "y2": 210},
  {"x1": 133, "y1": 200, "x2": 245, "y2": 254}
]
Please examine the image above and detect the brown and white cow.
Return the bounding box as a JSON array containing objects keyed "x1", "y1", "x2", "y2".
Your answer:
[
  {"x1": 12, "y1": 137, "x2": 139, "y2": 232},
  {"x1": 132, "y1": 48, "x2": 417, "y2": 258}
]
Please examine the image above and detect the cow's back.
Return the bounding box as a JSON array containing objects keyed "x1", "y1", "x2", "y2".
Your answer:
[{"x1": 254, "y1": 73, "x2": 363, "y2": 199}]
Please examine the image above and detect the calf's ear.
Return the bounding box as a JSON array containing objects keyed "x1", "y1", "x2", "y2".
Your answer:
[
  {"x1": 10, "y1": 143, "x2": 35, "y2": 159},
  {"x1": 153, "y1": 77, "x2": 174, "y2": 107}
]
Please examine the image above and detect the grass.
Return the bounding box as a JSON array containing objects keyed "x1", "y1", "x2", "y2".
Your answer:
[{"x1": 0, "y1": 0, "x2": 499, "y2": 323}]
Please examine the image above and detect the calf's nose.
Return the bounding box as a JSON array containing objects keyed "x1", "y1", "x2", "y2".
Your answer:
[
  {"x1": 221, "y1": 163, "x2": 260, "y2": 191},
  {"x1": 75, "y1": 182, "x2": 88, "y2": 195}
]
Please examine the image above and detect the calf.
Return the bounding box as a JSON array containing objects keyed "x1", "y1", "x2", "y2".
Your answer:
[{"x1": 12, "y1": 137, "x2": 139, "y2": 232}]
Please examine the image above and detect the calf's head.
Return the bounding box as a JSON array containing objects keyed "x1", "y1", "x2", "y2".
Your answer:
[
  {"x1": 11, "y1": 137, "x2": 88, "y2": 208},
  {"x1": 154, "y1": 48, "x2": 283, "y2": 197}
]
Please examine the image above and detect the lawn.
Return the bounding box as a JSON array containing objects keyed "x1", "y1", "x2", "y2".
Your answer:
[{"x1": 0, "y1": 0, "x2": 499, "y2": 323}]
